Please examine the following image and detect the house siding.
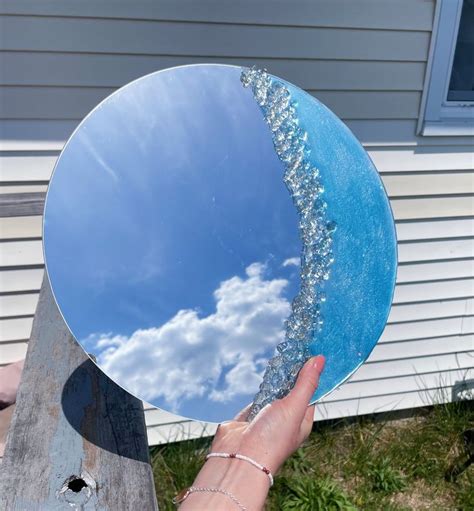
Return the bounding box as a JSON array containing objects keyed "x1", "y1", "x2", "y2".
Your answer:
[{"x1": 0, "y1": 0, "x2": 472, "y2": 445}]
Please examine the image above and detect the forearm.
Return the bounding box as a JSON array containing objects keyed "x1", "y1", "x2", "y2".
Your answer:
[{"x1": 179, "y1": 456, "x2": 270, "y2": 510}]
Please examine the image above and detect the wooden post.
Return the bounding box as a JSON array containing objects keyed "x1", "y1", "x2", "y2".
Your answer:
[{"x1": 0, "y1": 276, "x2": 159, "y2": 510}]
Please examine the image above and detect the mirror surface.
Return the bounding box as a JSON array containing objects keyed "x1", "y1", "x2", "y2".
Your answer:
[{"x1": 44, "y1": 64, "x2": 397, "y2": 422}]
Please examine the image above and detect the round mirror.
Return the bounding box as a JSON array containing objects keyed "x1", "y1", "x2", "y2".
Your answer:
[{"x1": 43, "y1": 64, "x2": 397, "y2": 423}]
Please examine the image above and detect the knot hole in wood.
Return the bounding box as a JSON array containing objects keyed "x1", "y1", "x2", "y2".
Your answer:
[{"x1": 57, "y1": 473, "x2": 95, "y2": 506}]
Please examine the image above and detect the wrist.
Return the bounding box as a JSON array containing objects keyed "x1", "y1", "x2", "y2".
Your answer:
[
  {"x1": 212, "y1": 431, "x2": 284, "y2": 475},
  {"x1": 219, "y1": 458, "x2": 270, "y2": 510},
  {"x1": 206, "y1": 453, "x2": 274, "y2": 486},
  {"x1": 179, "y1": 455, "x2": 270, "y2": 510}
]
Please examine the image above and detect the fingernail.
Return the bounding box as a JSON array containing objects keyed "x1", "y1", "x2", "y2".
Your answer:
[{"x1": 312, "y1": 355, "x2": 325, "y2": 372}]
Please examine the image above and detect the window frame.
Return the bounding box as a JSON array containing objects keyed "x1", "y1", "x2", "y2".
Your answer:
[{"x1": 418, "y1": 0, "x2": 474, "y2": 136}]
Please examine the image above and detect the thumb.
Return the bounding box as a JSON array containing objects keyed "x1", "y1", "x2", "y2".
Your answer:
[
  {"x1": 284, "y1": 355, "x2": 325, "y2": 416},
  {"x1": 233, "y1": 402, "x2": 252, "y2": 421}
]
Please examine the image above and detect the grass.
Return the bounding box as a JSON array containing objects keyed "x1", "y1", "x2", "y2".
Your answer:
[{"x1": 150, "y1": 400, "x2": 473, "y2": 510}]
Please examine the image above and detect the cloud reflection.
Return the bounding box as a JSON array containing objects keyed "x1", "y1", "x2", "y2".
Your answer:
[
  {"x1": 84, "y1": 262, "x2": 291, "y2": 414},
  {"x1": 282, "y1": 257, "x2": 300, "y2": 267}
]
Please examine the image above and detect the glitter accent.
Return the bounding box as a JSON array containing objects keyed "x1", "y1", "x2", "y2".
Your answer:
[{"x1": 240, "y1": 66, "x2": 336, "y2": 421}]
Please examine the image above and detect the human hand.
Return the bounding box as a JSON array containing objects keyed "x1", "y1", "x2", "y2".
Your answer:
[
  {"x1": 179, "y1": 355, "x2": 325, "y2": 510},
  {"x1": 213, "y1": 354, "x2": 325, "y2": 473}
]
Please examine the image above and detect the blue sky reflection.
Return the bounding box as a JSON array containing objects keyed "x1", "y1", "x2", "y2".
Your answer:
[{"x1": 44, "y1": 65, "x2": 301, "y2": 421}]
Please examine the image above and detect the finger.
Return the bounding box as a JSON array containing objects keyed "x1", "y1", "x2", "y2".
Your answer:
[
  {"x1": 299, "y1": 404, "x2": 315, "y2": 443},
  {"x1": 213, "y1": 421, "x2": 231, "y2": 440},
  {"x1": 233, "y1": 402, "x2": 252, "y2": 421},
  {"x1": 284, "y1": 355, "x2": 325, "y2": 416}
]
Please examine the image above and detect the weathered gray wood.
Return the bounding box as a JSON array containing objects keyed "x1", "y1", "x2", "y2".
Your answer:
[
  {"x1": 0, "y1": 192, "x2": 46, "y2": 217},
  {"x1": 0, "y1": 276, "x2": 158, "y2": 510}
]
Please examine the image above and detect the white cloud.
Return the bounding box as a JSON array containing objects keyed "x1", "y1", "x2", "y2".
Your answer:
[
  {"x1": 91, "y1": 262, "x2": 291, "y2": 413},
  {"x1": 282, "y1": 256, "x2": 300, "y2": 267},
  {"x1": 209, "y1": 358, "x2": 264, "y2": 403}
]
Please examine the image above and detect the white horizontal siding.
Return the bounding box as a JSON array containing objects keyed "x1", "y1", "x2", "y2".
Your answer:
[
  {"x1": 0, "y1": 317, "x2": 34, "y2": 341},
  {"x1": 397, "y1": 260, "x2": 473, "y2": 283},
  {"x1": 388, "y1": 299, "x2": 473, "y2": 323},
  {"x1": 0, "y1": 0, "x2": 473, "y2": 445},
  {"x1": 1, "y1": 16, "x2": 431, "y2": 61},
  {"x1": 0, "y1": 216, "x2": 43, "y2": 239},
  {"x1": 0, "y1": 0, "x2": 436, "y2": 30},
  {"x1": 0, "y1": 268, "x2": 44, "y2": 293},
  {"x1": 392, "y1": 198, "x2": 473, "y2": 220},
  {"x1": 382, "y1": 173, "x2": 473, "y2": 196}
]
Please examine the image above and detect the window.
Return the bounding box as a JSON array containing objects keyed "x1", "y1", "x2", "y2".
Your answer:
[{"x1": 418, "y1": 0, "x2": 474, "y2": 135}]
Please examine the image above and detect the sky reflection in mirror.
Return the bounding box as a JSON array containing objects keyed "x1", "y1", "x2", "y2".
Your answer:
[{"x1": 44, "y1": 65, "x2": 302, "y2": 421}]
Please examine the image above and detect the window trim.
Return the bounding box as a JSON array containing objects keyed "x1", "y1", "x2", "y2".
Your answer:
[{"x1": 418, "y1": 0, "x2": 474, "y2": 136}]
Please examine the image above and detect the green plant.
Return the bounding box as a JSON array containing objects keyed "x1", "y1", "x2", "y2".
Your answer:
[
  {"x1": 345, "y1": 419, "x2": 386, "y2": 475},
  {"x1": 284, "y1": 447, "x2": 313, "y2": 474},
  {"x1": 150, "y1": 437, "x2": 211, "y2": 510},
  {"x1": 454, "y1": 472, "x2": 474, "y2": 510},
  {"x1": 277, "y1": 476, "x2": 357, "y2": 511},
  {"x1": 386, "y1": 401, "x2": 473, "y2": 482},
  {"x1": 366, "y1": 457, "x2": 406, "y2": 494}
]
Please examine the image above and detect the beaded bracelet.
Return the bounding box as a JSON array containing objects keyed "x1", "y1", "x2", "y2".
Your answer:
[
  {"x1": 172, "y1": 486, "x2": 247, "y2": 510},
  {"x1": 206, "y1": 452, "x2": 274, "y2": 486}
]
